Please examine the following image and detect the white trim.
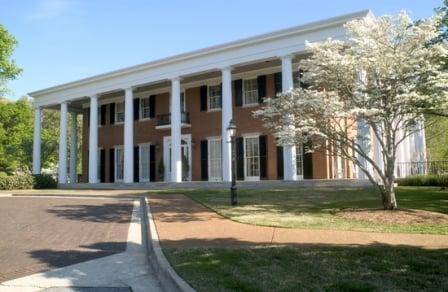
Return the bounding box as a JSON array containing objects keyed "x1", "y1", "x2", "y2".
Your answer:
[
  {"x1": 163, "y1": 134, "x2": 192, "y2": 182},
  {"x1": 207, "y1": 83, "x2": 222, "y2": 111},
  {"x1": 242, "y1": 77, "x2": 259, "y2": 106},
  {"x1": 139, "y1": 96, "x2": 152, "y2": 121}
]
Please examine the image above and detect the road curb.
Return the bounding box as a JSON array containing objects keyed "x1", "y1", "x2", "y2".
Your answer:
[{"x1": 140, "y1": 197, "x2": 195, "y2": 292}]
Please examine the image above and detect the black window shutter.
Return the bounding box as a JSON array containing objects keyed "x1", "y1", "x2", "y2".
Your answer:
[
  {"x1": 219, "y1": 83, "x2": 223, "y2": 108},
  {"x1": 200, "y1": 140, "x2": 208, "y2": 181},
  {"x1": 100, "y1": 149, "x2": 106, "y2": 183},
  {"x1": 303, "y1": 142, "x2": 313, "y2": 179},
  {"x1": 257, "y1": 75, "x2": 266, "y2": 103},
  {"x1": 236, "y1": 137, "x2": 244, "y2": 180},
  {"x1": 149, "y1": 145, "x2": 156, "y2": 181},
  {"x1": 100, "y1": 105, "x2": 106, "y2": 125},
  {"x1": 109, "y1": 148, "x2": 115, "y2": 182},
  {"x1": 277, "y1": 146, "x2": 284, "y2": 179},
  {"x1": 274, "y1": 72, "x2": 282, "y2": 96},
  {"x1": 200, "y1": 85, "x2": 208, "y2": 111},
  {"x1": 149, "y1": 95, "x2": 156, "y2": 118},
  {"x1": 110, "y1": 103, "x2": 115, "y2": 125},
  {"x1": 134, "y1": 146, "x2": 139, "y2": 182},
  {"x1": 86, "y1": 110, "x2": 90, "y2": 128},
  {"x1": 234, "y1": 79, "x2": 243, "y2": 107},
  {"x1": 259, "y1": 135, "x2": 267, "y2": 180},
  {"x1": 133, "y1": 98, "x2": 140, "y2": 121}
]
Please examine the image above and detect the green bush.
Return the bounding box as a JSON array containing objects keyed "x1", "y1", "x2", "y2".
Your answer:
[
  {"x1": 0, "y1": 174, "x2": 34, "y2": 190},
  {"x1": 397, "y1": 174, "x2": 448, "y2": 187},
  {"x1": 33, "y1": 174, "x2": 57, "y2": 189}
]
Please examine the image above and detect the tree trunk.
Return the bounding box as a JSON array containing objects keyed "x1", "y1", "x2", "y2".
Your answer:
[{"x1": 381, "y1": 183, "x2": 397, "y2": 210}]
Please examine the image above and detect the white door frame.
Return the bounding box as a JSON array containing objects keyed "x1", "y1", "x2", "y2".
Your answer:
[
  {"x1": 163, "y1": 134, "x2": 192, "y2": 182},
  {"x1": 139, "y1": 143, "x2": 151, "y2": 182},
  {"x1": 208, "y1": 137, "x2": 222, "y2": 181}
]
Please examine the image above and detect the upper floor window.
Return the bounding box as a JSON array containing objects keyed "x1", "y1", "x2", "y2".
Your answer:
[
  {"x1": 116, "y1": 102, "x2": 124, "y2": 123},
  {"x1": 208, "y1": 84, "x2": 222, "y2": 110},
  {"x1": 140, "y1": 97, "x2": 151, "y2": 119},
  {"x1": 243, "y1": 78, "x2": 258, "y2": 105}
]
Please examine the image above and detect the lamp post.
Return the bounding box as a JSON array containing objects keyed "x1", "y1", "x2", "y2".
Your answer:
[{"x1": 227, "y1": 119, "x2": 237, "y2": 206}]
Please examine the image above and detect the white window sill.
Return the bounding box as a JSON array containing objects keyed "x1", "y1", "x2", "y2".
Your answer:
[
  {"x1": 114, "y1": 122, "x2": 124, "y2": 125},
  {"x1": 242, "y1": 103, "x2": 259, "y2": 108},
  {"x1": 139, "y1": 117, "x2": 152, "y2": 122},
  {"x1": 207, "y1": 108, "x2": 221, "y2": 112}
]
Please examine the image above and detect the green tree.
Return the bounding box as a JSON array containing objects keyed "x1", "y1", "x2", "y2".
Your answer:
[{"x1": 0, "y1": 23, "x2": 22, "y2": 93}]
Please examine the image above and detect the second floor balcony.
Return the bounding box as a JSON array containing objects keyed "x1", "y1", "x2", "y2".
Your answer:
[{"x1": 156, "y1": 112, "x2": 191, "y2": 129}]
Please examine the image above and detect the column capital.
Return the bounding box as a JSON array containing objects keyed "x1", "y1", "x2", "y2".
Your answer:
[
  {"x1": 279, "y1": 54, "x2": 294, "y2": 61},
  {"x1": 221, "y1": 66, "x2": 233, "y2": 72},
  {"x1": 90, "y1": 94, "x2": 98, "y2": 100},
  {"x1": 171, "y1": 76, "x2": 183, "y2": 82}
]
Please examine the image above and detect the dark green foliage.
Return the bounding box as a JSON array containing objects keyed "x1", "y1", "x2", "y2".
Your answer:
[
  {"x1": 0, "y1": 174, "x2": 33, "y2": 190},
  {"x1": 32, "y1": 173, "x2": 57, "y2": 189},
  {"x1": 397, "y1": 175, "x2": 448, "y2": 187}
]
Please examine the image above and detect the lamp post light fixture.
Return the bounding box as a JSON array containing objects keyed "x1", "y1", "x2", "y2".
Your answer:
[{"x1": 227, "y1": 119, "x2": 238, "y2": 206}]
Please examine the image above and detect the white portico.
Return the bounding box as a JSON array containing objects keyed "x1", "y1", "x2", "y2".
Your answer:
[{"x1": 30, "y1": 10, "x2": 395, "y2": 185}]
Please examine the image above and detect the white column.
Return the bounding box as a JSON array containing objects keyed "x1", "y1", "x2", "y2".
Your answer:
[
  {"x1": 281, "y1": 55, "x2": 297, "y2": 181},
  {"x1": 221, "y1": 67, "x2": 233, "y2": 182},
  {"x1": 171, "y1": 77, "x2": 182, "y2": 182},
  {"x1": 32, "y1": 107, "x2": 42, "y2": 174},
  {"x1": 123, "y1": 87, "x2": 134, "y2": 183},
  {"x1": 58, "y1": 102, "x2": 68, "y2": 184},
  {"x1": 88, "y1": 94, "x2": 98, "y2": 183},
  {"x1": 69, "y1": 112, "x2": 78, "y2": 183}
]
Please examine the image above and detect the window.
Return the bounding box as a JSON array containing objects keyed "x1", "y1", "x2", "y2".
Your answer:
[
  {"x1": 139, "y1": 144, "x2": 150, "y2": 182},
  {"x1": 140, "y1": 97, "x2": 151, "y2": 119},
  {"x1": 244, "y1": 136, "x2": 260, "y2": 179},
  {"x1": 169, "y1": 91, "x2": 186, "y2": 112},
  {"x1": 243, "y1": 79, "x2": 258, "y2": 105},
  {"x1": 97, "y1": 148, "x2": 101, "y2": 181},
  {"x1": 296, "y1": 144, "x2": 303, "y2": 176},
  {"x1": 116, "y1": 102, "x2": 124, "y2": 123},
  {"x1": 98, "y1": 107, "x2": 102, "y2": 126},
  {"x1": 208, "y1": 84, "x2": 222, "y2": 110},
  {"x1": 115, "y1": 146, "x2": 124, "y2": 181},
  {"x1": 208, "y1": 138, "x2": 222, "y2": 181}
]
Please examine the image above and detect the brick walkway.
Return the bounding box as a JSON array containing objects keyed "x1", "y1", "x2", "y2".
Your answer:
[
  {"x1": 149, "y1": 194, "x2": 448, "y2": 249},
  {"x1": 0, "y1": 197, "x2": 134, "y2": 282}
]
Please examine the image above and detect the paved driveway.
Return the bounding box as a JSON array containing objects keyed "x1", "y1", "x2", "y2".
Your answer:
[{"x1": 0, "y1": 196, "x2": 133, "y2": 282}]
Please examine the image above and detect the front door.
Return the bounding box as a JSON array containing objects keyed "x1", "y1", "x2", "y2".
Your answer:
[{"x1": 163, "y1": 135, "x2": 192, "y2": 181}]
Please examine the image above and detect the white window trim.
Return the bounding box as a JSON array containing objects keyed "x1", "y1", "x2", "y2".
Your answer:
[
  {"x1": 114, "y1": 145, "x2": 124, "y2": 182},
  {"x1": 207, "y1": 137, "x2": 222, "y2": 182},
  {"x1": 139, "y1": 143, "x2": 151, "y2": 183},
  {"x1": 139, "y1": 97, "x2": 152, "y2": 121},
  {"x1": 242, "y1": 78, "x2": 259, "y2": 107},
  {"x1": 207, "y1": 84, "x2": 222, "y2": 112},
  {"x1": 115, "y1": 102, "x2": 125, "y2": 125},
  {"x1": 243, "y1": 135, "x2": 260, "y2": 181}
]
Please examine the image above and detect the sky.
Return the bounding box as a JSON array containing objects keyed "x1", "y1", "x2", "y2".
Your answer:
[{"x1": 0, "y1": 0, "x2": 443, "y2": 100}]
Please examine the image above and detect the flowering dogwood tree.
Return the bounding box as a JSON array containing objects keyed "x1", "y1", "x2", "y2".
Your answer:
[{"x1": 255, "y1": 12, "x2": 448, "y2": 210}]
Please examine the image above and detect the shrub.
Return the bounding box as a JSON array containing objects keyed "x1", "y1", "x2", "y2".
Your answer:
[
  {"x1": 33, "y1": 174, "x2": 57, "y2": 189},
  {"x1": 397, "y1": 174, "x2": 448, "y2": 187},
  {"x1": 0, "y1": 174, "x2": 34, "y2": 190}
]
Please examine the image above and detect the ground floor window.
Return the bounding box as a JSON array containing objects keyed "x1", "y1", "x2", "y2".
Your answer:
[
  {"x1": 115, "y1": 146, "x2": 124, "y2": 181},
  {"x1": 139, "y1": 144, "x2": 150, "y2": 182},
  {"x1": 296, "y1": 144, "x2": 303, "y2": 177},
  {"x1": 244, "y1": 136, "x2": 260, "y2": 179},
  {"x1": 208, "y1": 138, "x2": 222, "y2": 181}
]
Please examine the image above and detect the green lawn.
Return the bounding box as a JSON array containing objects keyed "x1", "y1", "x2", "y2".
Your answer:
[
  {"x1": 165, "y1": 245, "x2": 448, "y2": 291},
  {"x1": 167, "y1": 187, "x2": 448, "y2": 234}
]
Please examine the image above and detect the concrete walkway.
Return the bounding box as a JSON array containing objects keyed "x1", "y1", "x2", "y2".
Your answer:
[
  {"x1": 149, "y1": 194, "x2": 448, "y2": 249},
  {"x1": 1, "y1": 200, "x2": 162, "y2": 292}
]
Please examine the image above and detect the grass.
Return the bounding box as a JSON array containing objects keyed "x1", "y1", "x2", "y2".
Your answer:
[
  {"x1": 163, "y1": 187, "x2": 448, "y2": 234},
  {"x1": 164, "y1": 245, "x2": 448, "y2": 291}
]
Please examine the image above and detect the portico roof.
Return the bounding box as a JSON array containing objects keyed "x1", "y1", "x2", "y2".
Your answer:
[{"x1": 29, "y1": 9, "x2": 370, "y2": 107}]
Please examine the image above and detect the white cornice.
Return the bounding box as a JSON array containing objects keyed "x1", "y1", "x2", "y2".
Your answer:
[{"x1": 29, "y1": 10, "x2": 370, "y2": 105}]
